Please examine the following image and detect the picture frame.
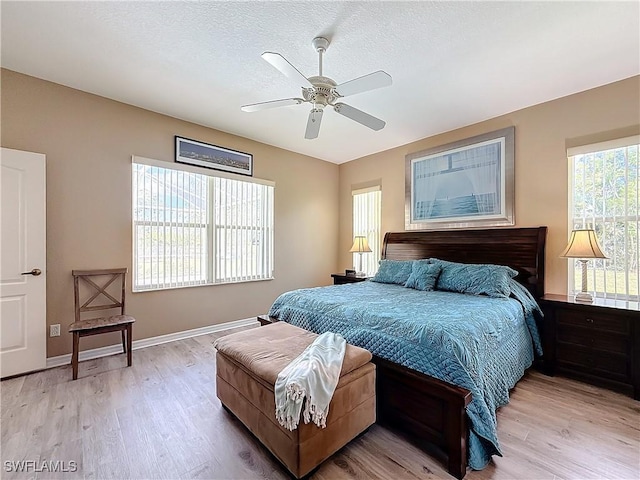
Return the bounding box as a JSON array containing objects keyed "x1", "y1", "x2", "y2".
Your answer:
[
  {"x1": 405, "y1": 126, "x2": 515, "y2": 230},
  {"x1": 175, "y1": 136, "x2": 253, "y2": 176}
]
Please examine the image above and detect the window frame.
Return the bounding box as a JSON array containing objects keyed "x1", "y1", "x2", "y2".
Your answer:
[
  {"x1": 131, "y1": 156, "x2": 275, "y2": 292},
  {"x1": 352, "y1": 185, "x2": 382, "y2": 277},
  {"x1": 567, "y1": 136, "x2": 639, "y2": 301}
]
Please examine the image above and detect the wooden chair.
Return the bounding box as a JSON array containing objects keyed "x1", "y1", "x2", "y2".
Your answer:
[{"x1": 69, "y1": 268, "x2": 135, "y2": 380}]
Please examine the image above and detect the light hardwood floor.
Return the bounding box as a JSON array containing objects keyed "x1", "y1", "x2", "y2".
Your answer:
[{"x1": 2, "y1": 326, "x2": 639, "y2": 480}]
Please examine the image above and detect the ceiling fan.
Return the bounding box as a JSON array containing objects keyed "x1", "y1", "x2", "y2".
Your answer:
[{"x1": 241, "y1": 37, "x2": 392, "y2": 140}]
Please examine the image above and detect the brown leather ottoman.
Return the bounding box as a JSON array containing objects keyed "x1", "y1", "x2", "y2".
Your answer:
[{"x1": 215, "y1": 322, "x2": 376, "y2": 478}]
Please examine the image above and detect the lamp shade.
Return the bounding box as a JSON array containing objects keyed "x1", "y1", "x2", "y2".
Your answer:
[
  {"x1": 560, "y1": 229, "x2": 607, "y2": 259},
  {"x1": 349, "y1": 236, "x2": 372, "y2": 253}
]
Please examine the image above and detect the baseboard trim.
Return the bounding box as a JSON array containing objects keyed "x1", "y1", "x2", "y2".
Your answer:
[{"x1": 46, "y1": 317, "x2": 258, "y2": 369}]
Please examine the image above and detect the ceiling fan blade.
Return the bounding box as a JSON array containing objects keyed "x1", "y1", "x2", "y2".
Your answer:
[
  {"x1": 262, "y1": 52, "x2": 313, "y2": 88},
  {"x1": 304, "y1": 108, "x2": 323, "y2": 139},
  {"x1": 333, "y1": 103, "x2": 386, "y2": 131},
  {"x1": 241, "y1": 98, "x2": 304, "y2": 112},
  {"x1": 334, "y1": 71, "x2": 392, "y2": 97}
]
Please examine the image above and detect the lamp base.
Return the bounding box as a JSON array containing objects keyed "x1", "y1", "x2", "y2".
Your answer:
[{"x1": 574, "y1": 291, "x2": 594, "y2": 304}]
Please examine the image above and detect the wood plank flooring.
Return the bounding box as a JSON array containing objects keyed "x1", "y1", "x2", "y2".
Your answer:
[{"x1": 2, "y1": 325, "x2": 639, "y2": 479}]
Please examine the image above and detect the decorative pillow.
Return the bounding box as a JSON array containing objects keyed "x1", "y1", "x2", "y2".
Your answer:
[
  {"x1": 404, "y1": 262, "x2": 442, "y2": 291},
  {"x1": 431, "y1": 258, "x2": 518, "y2": 298},
  {"x1": 371, "y1": 260, "x2": 415, "y2": 285}
]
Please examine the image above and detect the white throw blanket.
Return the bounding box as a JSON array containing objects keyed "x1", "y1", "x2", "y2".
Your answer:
[{"x1": 274, "y1": 332, "x2": 346, "y2": 431}]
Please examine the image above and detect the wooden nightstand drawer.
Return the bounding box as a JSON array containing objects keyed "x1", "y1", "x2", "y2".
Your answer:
[
  {"x1": 557, "y1": 325, "x2": 628, "y2": 354},
  {"x1": 540, "y1": 294, "x2": 639, "y2": 399},
  {"x1": 556, "y1": 309, "x2": 629, "y2": 334},
  {"x1": 556, "y1": 344, "x2": 630, "y2": 382}
]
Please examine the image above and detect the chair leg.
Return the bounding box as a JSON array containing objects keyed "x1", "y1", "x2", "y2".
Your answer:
[
  {"x1": 126, "y1": 324, "x2": 133, "y2": 367},
  {"x1": 121, "y1": 329, "x2": 127, "y2": 354},
  {"x1": 72, "y1": 332, "x2": 80, "y2": 380}
]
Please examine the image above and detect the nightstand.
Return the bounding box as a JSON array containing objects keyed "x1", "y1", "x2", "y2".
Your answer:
[
  {"x1": 540, "y1": 294, "x2": 639, "y2": 399},
  {"x1": 331, "y1": 273, "x2": 369, "y2": 285}
]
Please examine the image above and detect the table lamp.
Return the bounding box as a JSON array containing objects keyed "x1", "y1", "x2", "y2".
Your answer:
[
  {"x1": 349, "y1": 236, "x2": 372, "y2": 276},
  {"x1": 560, "y1": 228, "x2": 607, "y2": 304}
]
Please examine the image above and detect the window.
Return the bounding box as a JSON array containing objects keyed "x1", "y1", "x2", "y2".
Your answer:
[
  {"x1": 352, "y1": 186, "x2": 381, "y2": 276},
  {"x1": 132, "y1": 158, "x2": 274, "y2": 291},
  {"x1": 568, "y1": 136, "x2": 639, "y2": 300}
]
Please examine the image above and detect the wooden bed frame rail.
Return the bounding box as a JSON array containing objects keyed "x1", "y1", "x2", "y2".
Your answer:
[{"x1": 374, "y1": 356, "x2": 472, "y2": 479}]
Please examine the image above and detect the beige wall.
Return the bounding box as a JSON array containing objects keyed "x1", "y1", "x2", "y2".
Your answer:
[
  {"x1": 3, "y1": 68, "x2": 638, "y2": 358},
  {"x1": 338, "y1": 76, "x2": 640, "y2": 295},
  {"x1": 1, "y1": 69, "x2": 339, "y2": 358}
]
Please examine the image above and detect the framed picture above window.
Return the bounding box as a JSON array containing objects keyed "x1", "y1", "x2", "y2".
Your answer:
[
  {"x1": 405, "y1": 127, "x2": 515, "y2": 230},
  {"x1": 175, "y1": 136, "x2": 253, "y2": 176}
]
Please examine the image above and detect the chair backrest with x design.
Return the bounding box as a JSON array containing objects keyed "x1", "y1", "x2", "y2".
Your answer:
[{"x1": 72, "y1": 268, "x2": 128, "y2": 323}]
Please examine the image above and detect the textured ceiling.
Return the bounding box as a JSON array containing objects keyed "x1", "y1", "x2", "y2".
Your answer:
[{"x1": 2, "y1": 1, "x2": 639, "y2": 164}]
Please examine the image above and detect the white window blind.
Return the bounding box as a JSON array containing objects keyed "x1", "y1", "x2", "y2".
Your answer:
[
  {"x1": 132, "y1": 158, "x2": 274, "y2": 291},
  {"x1": 213, "y1": 177, "x2": 274, "y2": 283},
  {"x1": 568, "y1": 136, "x2": 639, "y2": 301},
  {"x1": 352, "y1": 186, "x2": 382, "y2": 276}
]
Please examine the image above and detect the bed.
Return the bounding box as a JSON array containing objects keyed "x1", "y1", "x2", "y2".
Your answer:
[{"x1": 266, "y1": 227, "x2": 547, "y2": 479}]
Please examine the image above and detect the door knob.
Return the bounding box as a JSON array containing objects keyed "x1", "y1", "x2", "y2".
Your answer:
[{"x1": 21, "y1": 268, "x2": 42, "y2": 276}]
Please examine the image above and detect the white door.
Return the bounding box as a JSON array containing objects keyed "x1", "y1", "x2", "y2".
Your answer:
[{"x1": 1, "y1": 148, "x2": 46, "y2": 377}]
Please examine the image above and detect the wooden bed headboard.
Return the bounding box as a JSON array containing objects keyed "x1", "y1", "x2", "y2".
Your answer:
[{"x1": 382, "y1": 227, "x2": 547, "y2": 298}]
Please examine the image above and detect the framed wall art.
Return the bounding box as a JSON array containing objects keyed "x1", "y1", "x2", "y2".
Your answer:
[
  {"x1": 405, "y1": 127, "x2": 515, "y2": 230},
  {"x1": 175, "y1": 136, "x2": 253, "y2": 176}
]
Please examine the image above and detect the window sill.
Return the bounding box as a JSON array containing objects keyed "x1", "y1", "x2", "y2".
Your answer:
[{"x1": 132, "y1": 276, "x2": 274, "y2": 293}]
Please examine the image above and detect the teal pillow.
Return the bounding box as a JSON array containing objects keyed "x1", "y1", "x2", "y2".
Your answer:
[
  {"x1": 404, "y1": 262, "x2": 442, "y2": 291},
  {"x1": 371, "y1": 260, "x2": 414, "y2": 285},
  {"x1": 431, "y1": 258, "x2": 518, "y2": 298}
]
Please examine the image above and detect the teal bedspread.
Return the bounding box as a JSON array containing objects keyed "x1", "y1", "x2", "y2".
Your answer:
[{"x1": 268, "y1": 280, "x2": 543, "y2": 470}]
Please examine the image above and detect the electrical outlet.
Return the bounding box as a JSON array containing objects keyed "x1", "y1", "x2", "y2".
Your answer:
[{"x1": 50, "y1": 324, "x2": 60, "y2": 337}]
